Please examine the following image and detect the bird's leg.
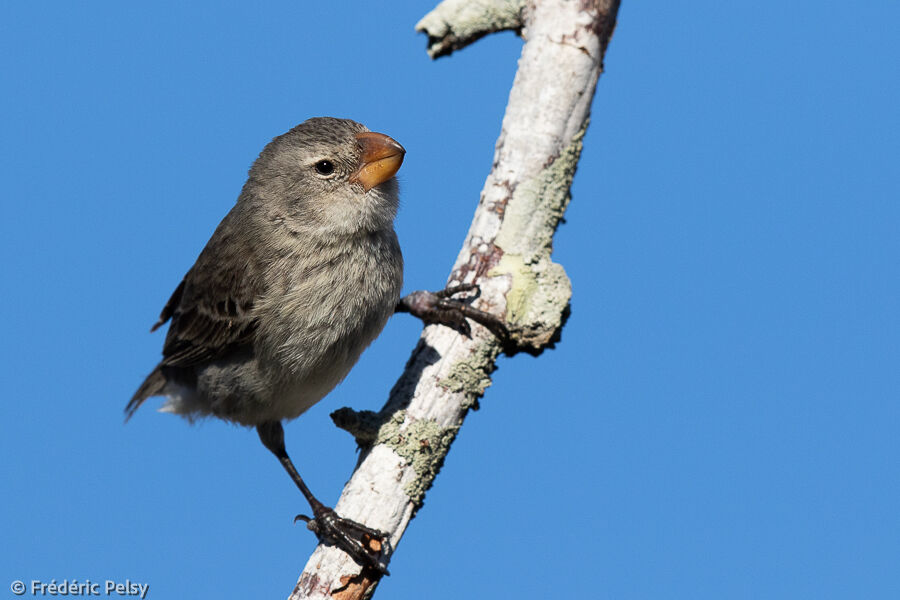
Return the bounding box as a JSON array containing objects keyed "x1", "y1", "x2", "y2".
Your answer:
[
  {"x1": 256, "y1": 421, "x2": 389, "y2": 574},
  {"x1": 396, "y1": 283, "x2": 509, "y2": 341}
]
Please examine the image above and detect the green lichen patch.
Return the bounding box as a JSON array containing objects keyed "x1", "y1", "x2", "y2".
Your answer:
[
  {"x1": 489, "y1": 252, "x2": 572, "y2": 351},
  {"x1": 376, "y1": 410, "x2": 460, "y2": 507},
  {"x1": 439, "y1": 341, "x2": 500, "y2": 398},
  {"x1": 495, "y1": 123, "x2": 588, "y2": 261},
  {"x1": 492, "y1": 253, "x2": 537, "y2": 325}
]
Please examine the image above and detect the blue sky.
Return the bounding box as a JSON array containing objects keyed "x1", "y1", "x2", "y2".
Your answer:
[{"x1": 2, "y1": 1, "x2": 898, "y2": 598}]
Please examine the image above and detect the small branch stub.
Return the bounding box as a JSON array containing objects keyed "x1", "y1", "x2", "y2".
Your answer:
[{"x1": 415, "y1": 0, "x2": 527, "y2": 58}]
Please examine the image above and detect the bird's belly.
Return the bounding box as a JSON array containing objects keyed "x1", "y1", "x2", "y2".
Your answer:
[
  {"x1": 163, "y1": 320, "x2": 386, "y2": 426},
  {"x1": 252, "y1": 256, "x2": 400, "y2": 422},
  {"x1": 267, "y1": 342, "x2": 369, "y2": 420},
  {"x1": 261, "y1": 304, "x2": 392, "y2": 421}
]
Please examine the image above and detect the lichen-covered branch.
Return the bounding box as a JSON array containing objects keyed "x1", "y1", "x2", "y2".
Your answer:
[
  {"x1": 415, "y1": 0, "x2": 527, "y2": 58},
  {"x1": 289, "y1": 1, "x2": 620, "y2": 598}
]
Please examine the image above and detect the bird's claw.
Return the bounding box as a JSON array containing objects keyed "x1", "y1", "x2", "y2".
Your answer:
[
  {"x1": 295, "y1": 508, "x2": 390, "y2": 575},
  {"x1": 293, "y1": 513, "x2": 315, "y2": 529},
  {"x1": 397, "y1": 283, "x2": 509, "y2": 341}
]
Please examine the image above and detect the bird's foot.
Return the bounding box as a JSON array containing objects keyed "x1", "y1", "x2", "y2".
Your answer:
[
  {"x1": 295, "y1": 507, "x2": 390, "y2": 575},
  {"x1": 397, "y1": 283, "x2": 509, "y2": 341}
]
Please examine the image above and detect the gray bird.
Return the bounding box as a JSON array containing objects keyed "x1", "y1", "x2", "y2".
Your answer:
[{"x1": 129, "y1": 117, "x2": 506, "y2": 573}]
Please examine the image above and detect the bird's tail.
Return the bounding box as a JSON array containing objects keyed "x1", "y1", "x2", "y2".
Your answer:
[{"x1": 125, "y1": 366, "x2": 166, "y2": 422}]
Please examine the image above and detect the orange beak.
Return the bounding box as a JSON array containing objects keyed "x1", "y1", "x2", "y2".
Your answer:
[{"x1": 350, "y1": 132, "x2": 405, "y2": 191}]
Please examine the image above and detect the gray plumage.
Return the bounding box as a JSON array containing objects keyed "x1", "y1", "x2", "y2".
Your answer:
[{"x1": 128, "y1": 117, "x2": 404, "y2": 426}]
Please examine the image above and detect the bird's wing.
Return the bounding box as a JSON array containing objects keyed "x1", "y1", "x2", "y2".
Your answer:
[
  {"x1": 127, "y1": 208, "x2": 267, "y2": 419},
  {"x1": 155, "y1": 210, "x2": 267, "y2": 370}
]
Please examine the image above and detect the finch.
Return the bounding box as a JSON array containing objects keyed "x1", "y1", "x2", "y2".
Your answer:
[{"x1": 129, "y1": 117, "x2": 405, "y2": 572}]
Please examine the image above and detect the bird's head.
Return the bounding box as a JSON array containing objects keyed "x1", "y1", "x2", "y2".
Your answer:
[{"x1": 247, "y1": 117, "x2": 405, "y2": 237}]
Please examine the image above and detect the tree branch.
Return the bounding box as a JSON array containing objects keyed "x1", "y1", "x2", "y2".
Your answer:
[
  {"x1": 415, "y1": 0, "x2": 527, "y2": 58},
  {"x1": 289, "y1": 1, "x2": 620, "y2": 598}
]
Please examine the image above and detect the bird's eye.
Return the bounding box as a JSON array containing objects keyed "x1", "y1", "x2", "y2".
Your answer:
[{"x1": 314, "y1": 160, "x2": 335, "y2": 176}]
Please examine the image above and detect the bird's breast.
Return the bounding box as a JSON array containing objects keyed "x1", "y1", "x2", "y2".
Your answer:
[{"x1": 254, "y1": 230, "x2": 403, "y2": 405}]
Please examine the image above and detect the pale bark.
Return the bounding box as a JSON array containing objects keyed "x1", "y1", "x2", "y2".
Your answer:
[{"x1": 289, "y1": 1, "x2": 620, "y2": 598}]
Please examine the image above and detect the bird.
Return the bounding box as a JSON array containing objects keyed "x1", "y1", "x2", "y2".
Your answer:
[
  {"x1": 128, "y1": 117, "x2": 508, "y2": 573},
  {"x1": 128, "y1": 117, "x2": 407, "y2": 572}
]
